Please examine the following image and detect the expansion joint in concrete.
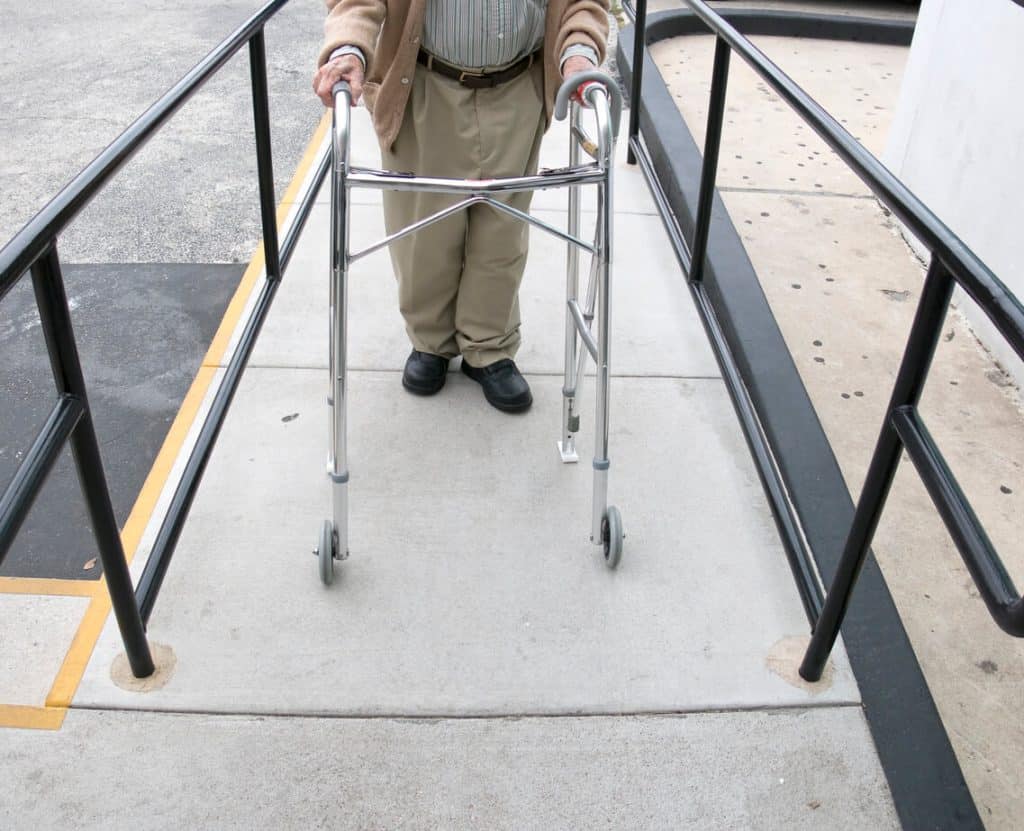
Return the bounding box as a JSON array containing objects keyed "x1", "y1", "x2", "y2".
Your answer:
[
  {"x1": 71, "y1": 701, "x2": 866, "y2": 723},
  {"x1": 718, "y1": 186, "x2": 877, "y2": 200}
]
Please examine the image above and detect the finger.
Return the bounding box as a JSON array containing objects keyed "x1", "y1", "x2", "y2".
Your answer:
[
  {"x1": 313, "y1": 66, "x2": 332, "y2": 106},
  {"x1": 316, "y1": 73, "x2": 331, "y2": 107},
  {"x1": 318, "y1": 75, "x2": 340, "y2": 108},
  {"x1": 314, "y1": 59, "x2": 365, "y2": 107},
  {"x1": 335, "y1": 71, "x2": 363, "y2": 105},
  {"x1": 319, "y1": 76, "x2": 361, "y2": 108},
  {"x1": 321, "y1": 67, "x2": 346, "y2": 99}
]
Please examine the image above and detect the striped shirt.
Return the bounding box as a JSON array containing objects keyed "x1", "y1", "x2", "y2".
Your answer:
[
  {"x1": 424, "y1": 0, "x2": 546, "y2": 69},
  {"x1": 332, "y1": 1, "x2": 598, "y2": 72}
]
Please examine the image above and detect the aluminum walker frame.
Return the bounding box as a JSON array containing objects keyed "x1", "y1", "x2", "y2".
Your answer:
[{"x1": 315, "y1": 71, "x2": 624, "y2": 584}]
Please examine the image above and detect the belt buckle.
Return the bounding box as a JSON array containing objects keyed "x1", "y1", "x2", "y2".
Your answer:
[{"x1": 458, "y1": 69, "x2": 487, "y2": 83}]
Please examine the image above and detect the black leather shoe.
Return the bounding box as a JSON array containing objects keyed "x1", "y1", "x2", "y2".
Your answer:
[
  {"x1": 460, "y1": 358, "x2": 533, "y2": 413},
  {"x1": 402, "y1": 350, "x2": 449, "y2": 395}
]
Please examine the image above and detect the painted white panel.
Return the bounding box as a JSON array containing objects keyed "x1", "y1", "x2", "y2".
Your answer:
[{"x1": 885, "y1": 0, "x2": 1024, "y2": 385}]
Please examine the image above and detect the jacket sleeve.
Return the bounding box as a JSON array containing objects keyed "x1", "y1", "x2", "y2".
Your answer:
[
  {"x1": 555, "y1": 0, "x2": 610, "y2": 67},
  {"x1": 317, "y1": 0, "x2": 387, "y2": 70}
]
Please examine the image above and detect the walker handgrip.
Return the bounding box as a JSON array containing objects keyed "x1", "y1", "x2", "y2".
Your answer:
[
  {"x1": 332, "y1": 80, "x2": 352, "y2": 106},
  {"x1": 331, "y1": 81, "x2": 352, "y2": 170},
  {"x1": 554, "y1": 70, "x2": 622, "y2": 140}
]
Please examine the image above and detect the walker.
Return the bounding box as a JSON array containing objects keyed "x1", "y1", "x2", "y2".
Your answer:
[{"x1": 315, "y1": 70, "x2": 625, "y2": 584}]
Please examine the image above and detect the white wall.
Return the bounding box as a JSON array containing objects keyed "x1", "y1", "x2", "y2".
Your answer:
[{"x1": 885, "y1": 0, "x2": 1024, "y2": 386}]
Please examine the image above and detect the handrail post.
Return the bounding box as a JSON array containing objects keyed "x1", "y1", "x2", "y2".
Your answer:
[
  {"x1": 1, "y1": 0, "x2": 331, "y2": 631},
  {"x1": 689, "y1": 36, "x2": 731, "y2": 284},
  {"x1": 800, "y1": 258, "x2": 955, "y2": 681},
  {"x1": 627, "y1": 0, "x2": 647, "y2": 164},
  {"x1": 137, "y1": 24, "x2": 331, "y2": 626},
  {"x1": 31, "y1": 245, "x2": 154, "y2": 678},
  {"x1": 249, "y1": 27, "x2": 282, "y2": 282}
]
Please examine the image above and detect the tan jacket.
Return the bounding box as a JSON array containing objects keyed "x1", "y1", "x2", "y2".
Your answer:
[{"x1": 318, "y1": 0, "x2": 609, "y2": 148}]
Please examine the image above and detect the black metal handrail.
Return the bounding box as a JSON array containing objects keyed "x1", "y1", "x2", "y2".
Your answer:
[
  {"x1": 625, "y1": 0, "x2": 1024, "y2": 682},
  {"x1": 0, "y1": 0, "x2": 326, "y2": 677}
]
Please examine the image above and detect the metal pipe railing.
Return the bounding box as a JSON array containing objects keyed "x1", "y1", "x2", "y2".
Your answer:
[
  {"x1": 136, "y1": 17, "x2": 331, "y2": 623},
  {"x1": 688, "y1": 36, "x2": 731, "y2": 285},
  {"x1": 625, "y1": 0, "x2": 647, "y2": 165},
  {"x1": 0, "y1": 0, "x2": 310, "y2": 676},
  {"x1": 892, "y1": 406, "x2": 1024, "y2": 636},
  {"x1": 668, "y1": 0, "x2": 1024, "y2": 359},
  {"x1": 625, "y1": 0, "x2": 1024, "y2": 680},
  {"x1": 0, "y1": 0, "x2": 290, "y2": 300},
  {"x1": 624, "y1": 0, "x2": 824, "y2": 623},
  {"x1": 798, "y1": 258, "x2": 956, "y2": 678},
  {"x1": 0, "y1": 395, "x2": 84, "y2": 558}
]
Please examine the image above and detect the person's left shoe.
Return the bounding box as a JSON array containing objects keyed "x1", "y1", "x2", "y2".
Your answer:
[{"x1": 460, "y1": 358, "x2": 533, "y2": 413}]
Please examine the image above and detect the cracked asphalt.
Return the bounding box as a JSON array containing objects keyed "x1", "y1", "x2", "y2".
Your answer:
[
  {"x1": 0, "y1": 1, "x2": 327, "y2": 578},
  {"x1": 0, "y1": 0, "x2": 325, "y2": 263}
]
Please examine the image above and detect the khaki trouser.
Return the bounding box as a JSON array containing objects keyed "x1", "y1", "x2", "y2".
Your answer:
[{"x1": 381, "y1": 62, "x2": 546, "y2": 368}]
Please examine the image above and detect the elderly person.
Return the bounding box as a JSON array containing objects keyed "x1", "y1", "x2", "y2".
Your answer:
[{"x1": 313, "y1": 0, "x2": 609, "y2": 413}]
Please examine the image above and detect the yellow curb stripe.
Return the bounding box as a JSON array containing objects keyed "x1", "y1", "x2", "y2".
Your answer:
[
  {"x1": 120, "y1": 364, "x2": 221, "y2": 563},
  {"x1": 200, "y1": 244, "x2": 266, "y2": 370},
  {"x1": 203, "y1": 112, "x2": 329, "y2": 370},
  {"x1": 1, "y1": 118, "x2": 330, "y2": 732},
  {"x1": 0, "y1": 578, "x2": 99, "y2": 598},
  {"x1": 0, "y1": 704, "x2": 66, "y2": 731},
  {"x1": 279, "y1": 112, "x2": 330, "y2": 212},
  {"x1": 45, "y1": 364, "x2": 219, "y2": 708},
  {"x1": 46, "y1": 579, "x2": 114, "y2": 708}
]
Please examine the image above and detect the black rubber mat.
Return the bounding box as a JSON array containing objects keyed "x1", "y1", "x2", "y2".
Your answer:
[{"x1": 0, "y1": 262, "x2": 243, "y2": 580}]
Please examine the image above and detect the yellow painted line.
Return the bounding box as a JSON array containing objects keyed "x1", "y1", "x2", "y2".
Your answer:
[
  {"x1": 47, "y1": 579, "x2": 115, "y2": 708},
  {"x1": 0, "y1": 577, "x2": 99, "y2": 598},
  {"x1": 0, "y1": 118, "x2": 331, "y2": 731},
  {"x1": 279, "y1": 112, "x2": 330, "y2": 212},
  {"x1": 120, "y1": 365, "x2": 219, "y2": 562},
  {"x1": 0, "y1": 704, "x2": 66, "y2": 731},
  {"x1": 203, "y1": 112, "x2": 330, "y2": 370}
]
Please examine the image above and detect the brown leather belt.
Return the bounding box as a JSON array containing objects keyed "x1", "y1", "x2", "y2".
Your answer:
[{"x1": 416, "y1": 48, "x2": 539, "y2": 89}]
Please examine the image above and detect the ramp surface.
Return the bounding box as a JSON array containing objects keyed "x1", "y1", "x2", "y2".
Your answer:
[{"x1": 51, "y1": 106, "x2": 897, "y2": 824}]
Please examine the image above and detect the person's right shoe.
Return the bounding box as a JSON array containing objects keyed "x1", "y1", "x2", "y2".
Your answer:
[
  {"x1": 402, "y1": 350, "x2": 449, "y2": 395},
  {"x1": 460, "y1": 358, "x2": 533, "y2": 413}
]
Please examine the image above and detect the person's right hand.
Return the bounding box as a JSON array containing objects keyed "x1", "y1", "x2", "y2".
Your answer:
[{"x1": 313, "y1": 54, "x2": 365, "y2": 108}]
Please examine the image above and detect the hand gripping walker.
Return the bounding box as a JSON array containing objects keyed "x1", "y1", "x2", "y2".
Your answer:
[{"x1": 315, "y1": 71, "x2": 624, "y2": 585}]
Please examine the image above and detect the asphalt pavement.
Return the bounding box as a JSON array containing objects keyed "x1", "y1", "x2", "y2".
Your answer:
[
  {"x1": 0, "y1": 0, "x2": 325, "y2": 262},
  {"x1": 0, "y1": 0, "x2": 327, "y2": 579}
]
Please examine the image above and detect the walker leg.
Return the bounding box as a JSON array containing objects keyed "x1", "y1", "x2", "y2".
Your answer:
[
  {"x1": 564, "y1": 217, "x2": 602, "y2": 464},
  {"x1": 329, "y1": 117, "x2": 351, "y2": 563},
  {"x1": 317, "y1": 89, "x2": 352, "y2": 583},
  {"x1": 591, "y1": 111, "x2": 618, "y2": 558},
  {"x1": 560, "y1": 104, "x2": 583, "y2": 464}
]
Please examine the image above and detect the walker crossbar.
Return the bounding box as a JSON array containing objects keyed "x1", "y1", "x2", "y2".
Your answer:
[
  {"x1": 347, "y1": 165, "x2": 606, "y2": 194},
  {"x1": 314, "y1": 72, "x2": 626, "y2": 583},
  {"x1": 349, "y1": 196, "x2": 598, "y2": 264}
]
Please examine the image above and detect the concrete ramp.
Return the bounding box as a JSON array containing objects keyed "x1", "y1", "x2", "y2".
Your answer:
[{"x1": 3, "y1": 107, "x2": 898, "y2": 828}]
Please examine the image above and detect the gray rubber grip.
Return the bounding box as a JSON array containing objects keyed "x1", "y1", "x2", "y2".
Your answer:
[
  {"x1": 332, "y1": 80, "x2": 352, "y2": 101},
  {"x1": 553, "y1": 70, "x2": 622, "y2": 140}
]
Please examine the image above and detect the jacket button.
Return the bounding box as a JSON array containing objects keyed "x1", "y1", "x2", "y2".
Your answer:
[{"x1": 401, "y1": 77, "x2": 410, "y2": 84}]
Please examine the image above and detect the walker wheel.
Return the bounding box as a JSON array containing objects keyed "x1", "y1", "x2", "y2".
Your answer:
[
  {"x1": 317, "y1": 519, "x2": 336, "y2": 585},
  {"x1": 601, "y1": 506, "x2": 623, "y2": 569}
]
